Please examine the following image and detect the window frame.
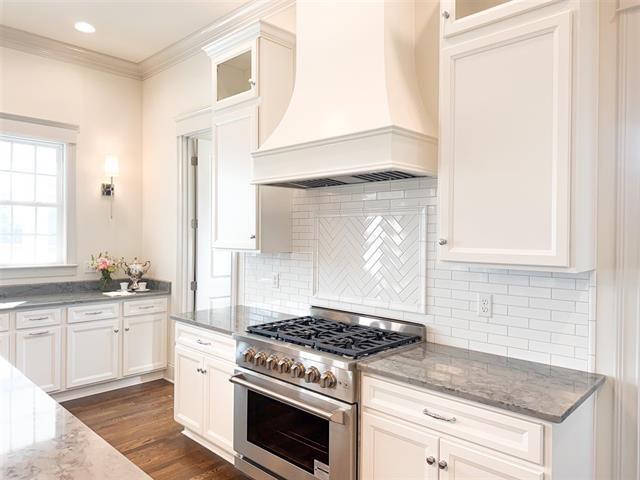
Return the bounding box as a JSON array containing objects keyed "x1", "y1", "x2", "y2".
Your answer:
[{"x1": 0, "y1": 113, "x2": 78, "y2": 279}]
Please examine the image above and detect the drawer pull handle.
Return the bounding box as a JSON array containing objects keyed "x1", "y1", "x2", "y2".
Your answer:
[
  {"x1": 139, "y1": 305, "x2": 154, "y2": 310},
  {"x1": 85, "y1": 311, "x2": 102, "y2": 316},
  {"x1": 423, "y1": 408, "x2": 456, "y2": 423},
  {"x1": 196, "y1": 339, "x2": 212, "y2": 346},
  {"x1": 29, "y1": 316, "x2": 49, "y2": 321},
  {"x1": 28, "y1": 330, "x2": 50, "y2": 336}
]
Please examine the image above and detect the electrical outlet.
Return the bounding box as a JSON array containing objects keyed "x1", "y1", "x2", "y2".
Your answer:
[
  {"x1": 477, "y1": 293, "x2": 492, "y2": 318},
  {"x1": 84, "y1": 261, "x2": 95, "y2": 273},
  {"x1": 272, "y1": 273, "x2": 280, "y2": 289}
]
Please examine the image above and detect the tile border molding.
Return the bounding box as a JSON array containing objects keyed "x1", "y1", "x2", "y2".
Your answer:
[{"x1": 0, "y1": 0, "x2": 295, "y2": 80}]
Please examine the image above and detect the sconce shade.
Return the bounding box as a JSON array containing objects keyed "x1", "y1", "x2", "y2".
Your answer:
[{"x1": 104, "y1": 155, "x2": 120, "y2": 177}]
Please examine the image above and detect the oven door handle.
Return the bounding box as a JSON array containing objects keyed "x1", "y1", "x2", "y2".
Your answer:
[{"x1": 229, "y1": 374, "x2": 346, "y2": 425}]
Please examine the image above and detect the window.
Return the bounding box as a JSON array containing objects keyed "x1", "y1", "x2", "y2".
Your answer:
[{"x1": 0, "y1": 135, "x2": 66, "y2": 266}]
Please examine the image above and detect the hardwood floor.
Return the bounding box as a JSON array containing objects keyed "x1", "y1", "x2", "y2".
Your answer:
[{"x1": 62, "y1": 379, "x2": 250, "y2": 480}]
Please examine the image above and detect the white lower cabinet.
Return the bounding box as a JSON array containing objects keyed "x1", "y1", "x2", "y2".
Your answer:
[
  {"x1": 66, "y1": 319, "x2": 120, "y2": 388},
  {"x1": 361, "y1": 374, "x2": 596, "y2": 480},
  {"x1": 16, "y1": 327, "x2": 61, "y2": 393},
  {"x1": 174, "y1": 326, "x2": 236, "y2": 460},
  {"x1": 123, "y1": 313, "x2": 166, "y2": 376}
]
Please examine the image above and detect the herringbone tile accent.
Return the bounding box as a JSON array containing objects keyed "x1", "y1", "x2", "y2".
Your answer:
[{"x1": 314, "y1": 211, "x2": 426, "y2": 312}]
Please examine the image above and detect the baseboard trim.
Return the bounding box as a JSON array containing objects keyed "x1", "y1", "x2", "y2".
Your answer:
[
  {"x1": 181, "y1": 428, "x2": 235, "y2": 464},
  {"x1": 52, "y1": 371, "x2": 166, "y2": 402}
]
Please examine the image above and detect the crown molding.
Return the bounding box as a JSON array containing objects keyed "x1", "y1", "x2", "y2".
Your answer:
[
  {"x1": 0, "y1": 25, "x2": 142, "y2": 80},
  {"x1": 0, "y1": 0, "x2": 294, "y2": 81},
  {"x1": 139, "y1": 0, "x2": 295, "y2": 79}
]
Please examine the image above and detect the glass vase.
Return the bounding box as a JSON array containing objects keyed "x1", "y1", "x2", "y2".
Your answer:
[{"x1": 99, "y1": 271, "x2": 112, "y2": 291}]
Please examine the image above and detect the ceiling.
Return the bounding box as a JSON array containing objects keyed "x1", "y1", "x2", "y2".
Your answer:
[{"x1": 0, "y1": 0, "x2": 250, "y2": 63}]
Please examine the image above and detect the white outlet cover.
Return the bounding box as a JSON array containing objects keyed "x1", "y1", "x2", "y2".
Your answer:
[
  {"x1": 272, "y1": 273, "x2": 280, "y2": 289},
  {"x1": 477, "y1": 293, "x2": 492, "y2": 318}
]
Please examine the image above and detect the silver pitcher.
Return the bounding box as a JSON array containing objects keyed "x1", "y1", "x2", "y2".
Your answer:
[{"x1": 122, "y1": 258, "x2": 151, "y2": 290}]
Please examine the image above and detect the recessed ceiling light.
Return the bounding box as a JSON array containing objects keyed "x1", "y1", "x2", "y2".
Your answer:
[{"x1": 74, "y1": 21, "x2": 96, "y2": 33}]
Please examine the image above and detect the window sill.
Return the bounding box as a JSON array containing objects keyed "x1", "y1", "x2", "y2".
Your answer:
[{"x1": 0, "y1": 264, "x2": 78, "y2": 280}]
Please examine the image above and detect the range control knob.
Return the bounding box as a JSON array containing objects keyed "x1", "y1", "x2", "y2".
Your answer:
[
  {"x1": 319, "y1": 371, "x2": 337, "y2": 388},
  {"x1": 242, "y1": 348, "x2": 256, "y2": 363},
  {"x1": 290, "y1": 362, "x2": 305, "y2": 378},
  {"x1": 277, "y1": 358, "x2": 293, "y2": 374},
  {"x1": 254, "y1": 351, "x2": 267, "y2": 367},
  {"x1": 265, "y1": 354, "x2": 279, "y2": 370},
  {"x1": 304, "y1": 366, "x2": 321, "y2": 383}
]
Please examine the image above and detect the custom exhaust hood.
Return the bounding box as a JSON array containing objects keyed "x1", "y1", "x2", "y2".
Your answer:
[{"x1": 252, "y1": 0, "x2": 437, "y2": 188}]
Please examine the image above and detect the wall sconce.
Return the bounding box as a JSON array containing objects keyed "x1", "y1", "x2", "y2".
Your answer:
[{"x1": 102, "y1": 154, "x2": 119, "y2": 219}]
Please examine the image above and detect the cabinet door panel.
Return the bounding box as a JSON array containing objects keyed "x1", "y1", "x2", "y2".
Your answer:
[
  {"x1": 361, "y1": 411, "x2": 439, "y2": 480},
  {"x1": 123, "y1": 314, "x2": 166, "y2": 376},
  {"x1": 212, "y1": 105, "x2": 259, "y2": 250},
  {"x1": 203, "y1": 356, "x2": 235, "y2": 454},
  {"x1": 174, "y1": 346, "x2": 204, "y2": 433},
  {"x1": 439, "y1": 12, "x2": 571, "y2": 267},
  {"x1": 67, "y1": 319, "x2": 120, "y2": 388},
  {"x1": 0, "y1": 332, "x2": 11, "y2": 363},
  {"x1": 16, "y1": 327, "x2": 61, "y2": 393},
  {"x1": 440, "y1": 439, "x2": 543, "y2": 480}
]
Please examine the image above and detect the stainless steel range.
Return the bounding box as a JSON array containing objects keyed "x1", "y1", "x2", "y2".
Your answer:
[{"x1": 230, "y1": 307, "x2": 425, "y2": 480}]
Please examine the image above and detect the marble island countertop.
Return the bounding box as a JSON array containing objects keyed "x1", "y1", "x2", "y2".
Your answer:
[
  {"x1": 358, "y1": 342, "x2": 606, "y2": 423},
  {"x1": 0, "y1": 356, "x2": 149, "y2": 480},
  {"x1": 170, "y1": 305, "x2": 301, "y2": 336}
]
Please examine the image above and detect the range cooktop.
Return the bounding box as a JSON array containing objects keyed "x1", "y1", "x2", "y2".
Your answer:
[{"x1": 246, "y1": 315, "x2": 421, "y2": 359}]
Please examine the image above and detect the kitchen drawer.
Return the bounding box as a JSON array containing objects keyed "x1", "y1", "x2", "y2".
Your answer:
[
  {"x1": 0, "y1": 313, "x2": 9, "y2": 332},
  {"x1": 68, "y1": 302, "x2": 119, "y2": 323},
  {"x1": 16, "y1": 308, "x2": 62, "y2": 330},
  {"x1": 361, "y1": 375, "x2": 544, "y2": 464},
  {"x1": 123, "y1": 297, "x2": 167, "y2": 316},
  {"x1": 175, "y1": 323, "x2": 235, "y2": 362}
]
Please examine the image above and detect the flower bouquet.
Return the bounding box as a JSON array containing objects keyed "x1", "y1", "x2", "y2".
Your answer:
[{"x1": 89, "y1": 252, "x2": 122, "y2": 291}]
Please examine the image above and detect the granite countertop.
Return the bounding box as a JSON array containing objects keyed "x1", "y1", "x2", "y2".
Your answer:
[
  {"x1": 0, "y1": 357, "x2": 149, "y2": 480},
  {"x1": 358, "y1": 342, "x2": 606, "y2": 423},
  {"x1": 171, "y1": 305, "x2": 301, "y2": 336},
  {"x1": 0, "y1": 279, "x2": 171, "y2": 312},
  {"x1": 0, "y1": 289, "x2": 170, "y2": 312}
]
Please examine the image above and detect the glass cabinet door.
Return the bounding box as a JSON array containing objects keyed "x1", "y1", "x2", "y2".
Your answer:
[{"x1": 216, "y1": 50, "x2": 253, "y2": 103}]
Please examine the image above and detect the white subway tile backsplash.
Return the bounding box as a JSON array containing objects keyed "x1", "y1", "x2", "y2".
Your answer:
[{"x1": 243, "y1": 178, "x2": 597, "y2": 372}]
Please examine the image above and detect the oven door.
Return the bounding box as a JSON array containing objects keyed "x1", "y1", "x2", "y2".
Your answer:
[{"x1": 231, "y1": 369, "x2": 356, "y2": 480}]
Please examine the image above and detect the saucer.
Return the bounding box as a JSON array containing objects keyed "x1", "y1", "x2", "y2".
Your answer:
[{"x1": 133, "y1": 288, "x2": 150, "y2": 292}]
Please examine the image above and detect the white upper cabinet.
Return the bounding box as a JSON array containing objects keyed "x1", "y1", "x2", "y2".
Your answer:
[
  {"x1": 203, "y1": 21, "x2": 295, "y2": 253},
  {"x1": 438, "y1": 0, "x2": 597, "y2": 271}
]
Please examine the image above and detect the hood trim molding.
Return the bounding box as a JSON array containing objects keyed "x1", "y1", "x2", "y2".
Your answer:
[{"x1": 253, "y1": 125, "x2": 437, "y2": 185}]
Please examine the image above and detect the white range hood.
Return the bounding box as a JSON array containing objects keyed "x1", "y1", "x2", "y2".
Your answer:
[{"x1": 252, "y1": 0, "x2": 437, "y2": 188}]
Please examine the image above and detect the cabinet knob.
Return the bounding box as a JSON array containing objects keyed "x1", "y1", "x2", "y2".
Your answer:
[
  {"x1": 249, "y1": 234, "x2": 256, "y2": 239},
  {"x1": 124, "y1": 327, "x2": 130, "y2": 332},
  {"x1": 113, "y1": 329, "x2": 119, "y2": 333},
  {"x1": 438, "y1": 238, "x2": 448, "y2": 246},
  {"x1": 438, "y1": 460, "x2": 448, "y2": 470},
  {"x1": 196, "y1": 367, "x2": 202, "y2": 373},
  {"x1": 442, "y1": 10, "x2": 450, "y2": 19},
  {"x1": 248, "y1": 79, "x2": 256, "y2": 86},
  {"x1": 426, "y1": 456, "x2": 436, "y2": 466}
]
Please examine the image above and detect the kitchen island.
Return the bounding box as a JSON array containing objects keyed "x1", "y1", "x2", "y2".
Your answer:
[{"x1": 0, "y1": 356, "x2": 149, "y2": 479}]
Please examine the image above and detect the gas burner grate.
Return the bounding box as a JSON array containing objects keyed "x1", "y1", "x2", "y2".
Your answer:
[{"x1": 246, "y1": 316, "x2": 421, "y2": 359}]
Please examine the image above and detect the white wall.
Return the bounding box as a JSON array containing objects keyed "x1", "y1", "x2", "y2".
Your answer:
[{"x1": 0, "y1": 47, "x2": 142, "y2": 285}]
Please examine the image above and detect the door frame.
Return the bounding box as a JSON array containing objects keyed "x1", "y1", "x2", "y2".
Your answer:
[{"x1": 175, "y1": 106, "x2": 239, "y2": 314}]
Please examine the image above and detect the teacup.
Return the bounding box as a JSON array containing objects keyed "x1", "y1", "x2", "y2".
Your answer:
[
  {"x1": 138, "y1": 282, "x2": 147, "y2": 291},
  {"x1": 120, "y1": 282, "x2": 128, "y2": 291}
]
